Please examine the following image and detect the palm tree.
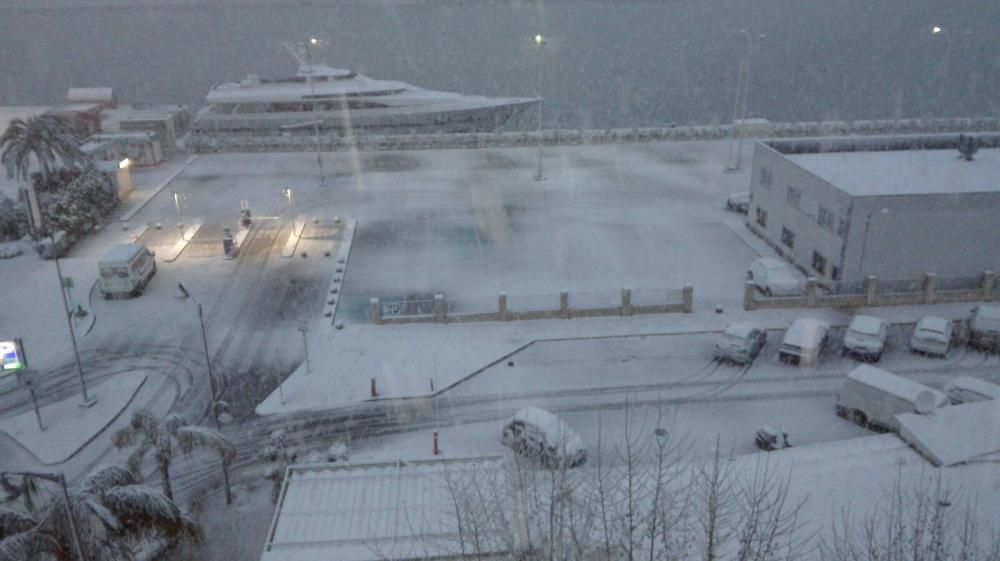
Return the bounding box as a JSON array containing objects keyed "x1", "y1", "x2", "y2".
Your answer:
[
  {"x1": 0, "y1": 465, "x2": 200, "y2": 561},
  {"x1": 0, "y1": 114, "x2": 86, "y2": 183},
  {"x1": 113, "y1": 409, "x2": 236, "y2": 505}
]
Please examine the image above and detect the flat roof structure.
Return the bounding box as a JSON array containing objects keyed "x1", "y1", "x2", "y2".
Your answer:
[
  {"x1": 788, "y1": 148, "x2": 1000, "y2": 197},
  {"x1": 897, "y1": 400, "x2": 1000, "y2": 466},
  {"x1": 262, "y1": 456, "x2": 510, "y2": 561}
]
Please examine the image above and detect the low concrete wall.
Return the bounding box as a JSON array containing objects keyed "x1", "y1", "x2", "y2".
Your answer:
[
  {"x1": 185, "y1": 117, "x2": 1000, "y2": 154},
  {"x1": 745, "y1": 271, "x2": 995, "y2": 311},
  {"x1": 372, "y1": 285, "x2": 693, "y2": 325}
]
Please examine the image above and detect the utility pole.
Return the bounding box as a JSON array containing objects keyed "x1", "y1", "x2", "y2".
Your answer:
[{"x1": 50, "y1": 233, "x2": 94, "y2": 407}]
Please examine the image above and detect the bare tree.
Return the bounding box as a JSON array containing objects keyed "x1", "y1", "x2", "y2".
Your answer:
[{"x1": 824, "y1": 470, "x2": 1000, "y2": 561}]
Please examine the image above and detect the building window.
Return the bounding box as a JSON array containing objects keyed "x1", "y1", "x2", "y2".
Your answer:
[
  {"x1": 786, "y1": 187, "x2": 802, "y2": 210},
  {"x1": 831, "y1": 266, "x2": 842, "y2": 281},
  {"x1": 837, "y1": 217, "x2": 849, "y2": 238},
  {"x1": 781, "y1": 227, "x2": 795, "y2": 249},
  {"x1": 759, "y1": 166, "x2": 772, "y2": 189},
  {"x1": 812, "y1": 251, "x2": 827, "y2": 275},
  {"x1": 756, "y1": 207, "x2": 768, "y2": 227},
  {"x1": 818, "y1": 207, "x2": 835, "y2": 230}
]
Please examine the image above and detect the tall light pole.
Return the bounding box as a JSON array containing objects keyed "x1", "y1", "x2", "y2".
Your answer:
[
  {"x1": 725, "y1": 29, "x2": 764, "y2": 173},
  {"x1": 172, "y1": 191, "x2": 184, "y2": 238},
  {"x1": 304, "y1": 37, "x2": 326, "y2": 187},
  {"x1": 931, "y1": 25, "x2": 952, "y2": 110},
  {"x1": 49, "y1": 233, "x2": 94, "y2": 407},
  {"x1": 2, "y1": 471, "x2": 87, "y2": 561},
  {"x1": 534, "y1": 33, "x2": 547, "y2": 182},
  {"x1": 176, "y1": 282, "x2": 221, "y2": 430}
]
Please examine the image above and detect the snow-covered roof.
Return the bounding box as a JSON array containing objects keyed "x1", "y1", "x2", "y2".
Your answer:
[
  {"x1": 510, "y1": 406, "x2": 584, "y2": 455},
  {"x1": 897, "y1": 399, "x2": 1000, "y2": 466},
  {"x1": 848, "y1": 315, "x2": 884, "y2": 335},
  {"x1": 66, "y1": 87, "x2": 114, "y2": 103},
  {"x1": 723, "y1": 322, "x2": 758, "y2": 338},
  {"x1": 261, "y1": 457, "x2": 509, "y2": 561},
  {"x1": 783, "y1": 318, "x2": 829, "y2": 346},
  {"x1": 787, "y1": 148, "x2": 1000, "y2": 197},
  {"x1": 914, "y1": 315, "x2": 950, "y2": 334},
  {"x1": 100, "y1": 243, "x2": 145, "y2": 263},
  {"x1": 846, "y1": 365, "x2": 948, "y2": 406}
]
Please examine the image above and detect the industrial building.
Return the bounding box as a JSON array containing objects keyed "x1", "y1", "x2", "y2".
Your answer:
[{"x1": 747, "y1": 134, "x2": 1000, "y2": 285}]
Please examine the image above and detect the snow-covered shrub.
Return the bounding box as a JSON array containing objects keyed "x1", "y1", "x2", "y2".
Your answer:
[
  {"x1": 0, "y1": 195, "x2": 27, "y2": 241},
  {"x1": 30, "y1": 166, "x2": 118, "y2": 244}
]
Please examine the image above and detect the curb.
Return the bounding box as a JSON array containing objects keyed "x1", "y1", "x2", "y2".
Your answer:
[
  {"x1": 21, "y1": 374, "x2": 149, "y2": 466},
  {"x1": 162, "y1": 223, "x2": 202, "y2": 262}
]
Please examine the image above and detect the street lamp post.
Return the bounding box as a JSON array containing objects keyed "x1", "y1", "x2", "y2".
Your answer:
[
  {"x1": 297, "y1": 321, "x2": 311, "y2": 374},
  {"x1": 49, "y1": 233, "x2": 94, "y2": 407},
  {"x1": 176, "y1": 282, "x2": 221, "y2": 430},
  {"x1": 534, "y1": 33, "x2": 547, "y2": 182},
  {"x1": 725, "y1": 30, "x2": 764, "y2": 173},
  {"x1": 172, "y1": 191, "x2": 184, "y2": 238},
  {"x1": 1, "y1": 471, "x2": 87, "y2": 561},
  {"x1": 304, "y1": 37, "x2": 326, "y2": 186}
]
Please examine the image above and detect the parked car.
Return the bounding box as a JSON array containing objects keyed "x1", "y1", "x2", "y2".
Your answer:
[
  {"x1": 968, "y1": 305, "x2": 1000, "y2": 352},
  {"x1": 98, "y1": 243, "x2": 157, "y2": 299},
  {"x1": 713, "y1": 322, "x2": 767, "y2": 364},
  {"x1": 779, "y1": 318, "x2": 830, "y2": 365},
  {"x1": 909, "y1": 316, "x2": 953, "y2": 357},
  {"x1": 834, "y1": 365, "x2": 950, "y2": 432},
  {"x1": 754, "y1": 425, "x2": 791, "y2": 451},
  {"x1": 725, "y1": 192, "x2": 750, "y2": 213},
  {"x1": 942, "y1": 376, "x2": 1000, "y2": 404},
  {"x1": 501, "y1": 407, "x2": 587, "y2": 468},
  {"x1": 841, "y1": 315, "x2": 888, "y2": 361},
  {"x1": 748, "y1": 258, "x2": 802, "y2": 297}
]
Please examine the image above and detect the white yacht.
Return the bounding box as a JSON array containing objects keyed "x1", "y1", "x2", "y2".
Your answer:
[{"x1": 192, "y1": 46, "x2": 538, "y2": 136}]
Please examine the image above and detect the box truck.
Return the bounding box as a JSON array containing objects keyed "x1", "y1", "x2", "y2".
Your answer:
[{"x1": 834, "y1": 365, "x2": 949, "y2": 432}]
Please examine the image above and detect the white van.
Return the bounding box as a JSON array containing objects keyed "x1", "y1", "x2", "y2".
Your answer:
[
  {"x1": 99, "y1": 243, "x2": 156, "y2": 299},
  {"x1": 834, "y1": 365, "x2": 949, "y2": 432}
]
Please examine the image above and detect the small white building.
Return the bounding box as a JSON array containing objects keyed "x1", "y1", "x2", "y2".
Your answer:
[
  {"x1": 66, "y1": 87, "x2": 117, "y2": 109},
  {"x1": 747, "y1": 134, "x2": 1000, "y2": 285},
  {"x1": 82, "y1": 131, "x2": 163, "y2": 166}
]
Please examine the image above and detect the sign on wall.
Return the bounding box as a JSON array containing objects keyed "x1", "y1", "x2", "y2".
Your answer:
[{"x1": 0, "y1": 338, "x2": 27, "y2": 371}]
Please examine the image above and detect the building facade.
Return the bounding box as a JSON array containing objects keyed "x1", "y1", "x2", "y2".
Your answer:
[{"x1": 747, "y1": 134, "x2": 1000, "y2": 285}]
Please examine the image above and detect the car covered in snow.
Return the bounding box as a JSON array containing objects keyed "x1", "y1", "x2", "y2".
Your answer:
[
  {"x1": 909, "y1": 316, "x2": 953, "y2": 357},
  {"x1": 841, "y1": 314, "x2": 888, "y2": 361},
  {"x1": 942, "y1": 376, "x2": 1000, "y2": 405},
  {"x1": 713, "y1": 322, "x2": 767, "y2": 364},
  {"x1": 725, "y1": 192, "x2": 750, "y2": 213},
  {"x1": 968, "y1": 305, "x2": 1000, "y2": 352},
  {"x1": 778, "y1": 318, "x2": 830, "y2": 365},
  {"x1": 754, "y1": 425, "x2": 791, "y2": 451},
  {"x1": 501, "y1": 407, "x2": 587, "y2": 468},
  {"x1": 747, "y1": 258, "x2": 802, "y2": 297}
]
